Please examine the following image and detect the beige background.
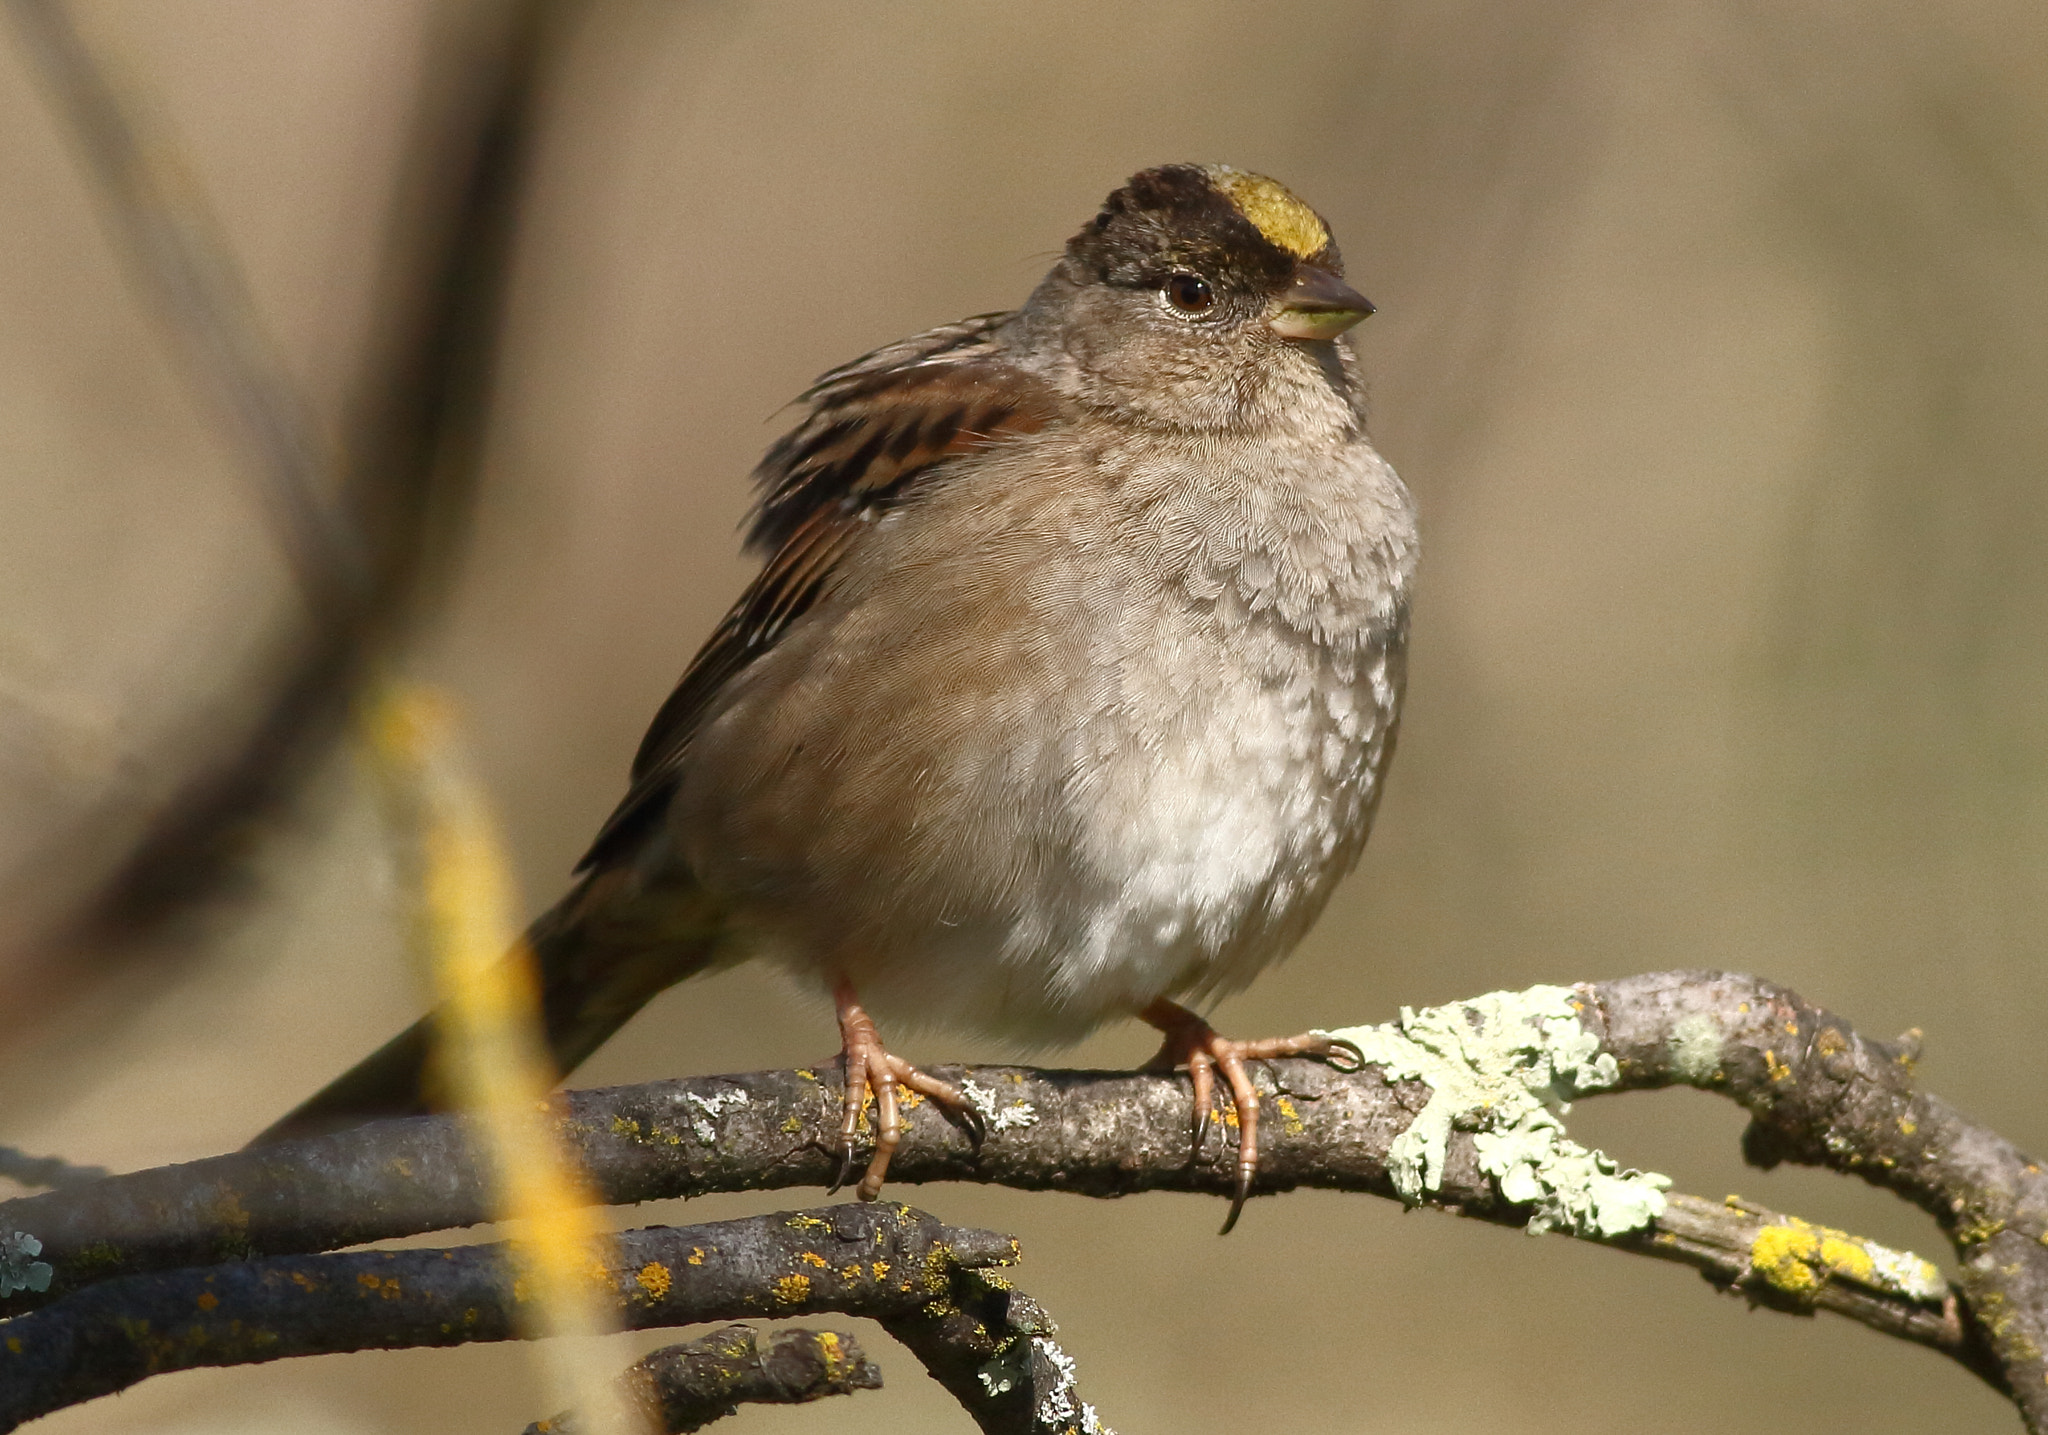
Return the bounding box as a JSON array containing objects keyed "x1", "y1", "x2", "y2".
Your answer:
[{"x1": 4, "y1": 1, "x2": 2047, "y2": 1431}]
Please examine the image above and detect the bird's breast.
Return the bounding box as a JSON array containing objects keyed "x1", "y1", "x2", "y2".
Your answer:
[{"x1": 674, "y1": 429, "x2": 1417, "y2": 1047}]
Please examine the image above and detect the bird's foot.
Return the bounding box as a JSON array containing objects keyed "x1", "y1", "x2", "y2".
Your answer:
[
  {"x1": 830, "y1": 980, "x2": 975, "y2": 1201},
  {"x1": 1139, "y1": 999, "x2": 1362, "y2": 1234}
]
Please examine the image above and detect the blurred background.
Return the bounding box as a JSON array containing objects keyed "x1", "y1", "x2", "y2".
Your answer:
[{"x1": 3, "y1": 1, "x2": 2046, "y2": 1431}]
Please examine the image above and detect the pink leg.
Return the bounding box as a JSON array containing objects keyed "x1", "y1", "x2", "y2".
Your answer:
[
  {"x1": 832, "y1": 979, "x2": 973, "y2": 1201},
  {"x1": 1140, "y1": 998, "x2": 1358, "y2": 1233}
]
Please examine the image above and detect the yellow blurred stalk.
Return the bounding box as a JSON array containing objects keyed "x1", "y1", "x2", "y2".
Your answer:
[{"x1": 365, "y1": 687, "x2": 642, "y2": 1435}]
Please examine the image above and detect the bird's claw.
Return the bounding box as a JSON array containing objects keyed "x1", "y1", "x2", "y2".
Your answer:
[
  {"x1": 831, "y1": 981, "x2": 974, "y2": 1201},
  {"x1": 1141, "y1": 999, "x2": 1352, "y2": 1235},
  {"x1": 1190, "y1": 1100, "x2": 1213, "y2": 1163},
  {"x1": 1320, "y1": 1036, "x2": 1365, "y2": 1073},
  {"x1": 827, "y1": 1142, "x2": 858, "y2": 1196}
]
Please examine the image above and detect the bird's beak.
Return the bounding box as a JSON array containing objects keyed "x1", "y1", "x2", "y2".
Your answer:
[{"x1": 1267, "y1": 264, "x2": 1374, "y2": 341}]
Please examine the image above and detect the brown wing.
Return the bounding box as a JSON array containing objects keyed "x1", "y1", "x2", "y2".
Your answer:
[{"x1": 576, "y1": 312, "x2": 1054, "y2": 871}]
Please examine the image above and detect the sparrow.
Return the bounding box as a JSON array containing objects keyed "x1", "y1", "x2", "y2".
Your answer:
[{"x1": 258, "y1": 163, "x2": 1418, "y2": 1232}]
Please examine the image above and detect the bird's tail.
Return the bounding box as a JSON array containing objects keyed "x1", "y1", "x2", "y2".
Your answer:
[{"x1": 248, "y1": 868, "x2": 725, "y2": 1147}]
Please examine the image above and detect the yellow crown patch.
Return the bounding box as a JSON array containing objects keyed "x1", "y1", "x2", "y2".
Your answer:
[{"x1": 1203, "y1": 165, "x2": 1330, "y2": 259}]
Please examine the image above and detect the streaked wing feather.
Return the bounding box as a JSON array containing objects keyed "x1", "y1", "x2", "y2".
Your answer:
[{"x1": 576, "y1": 311, "x2": 1052, "y2": 871}]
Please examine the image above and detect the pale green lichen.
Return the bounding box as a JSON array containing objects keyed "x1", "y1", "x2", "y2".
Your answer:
[
  {"x1": 682, "y1": 1086, "x2": 750, "y2": 1144},
  {"x1": 1319, "y1": 985, "x2": 1671, "y2": 1238},
  {"x1": 960, "y1": 1078, "x2": 1039, "y2": 1134},
  {"x1": 1, "y1": 1229, "x2": 53, "y2": 1297},
  {"x1": 1029, "y1": 1336, "x2": 1111, "y2": 1435},
  {"x1": 1666, "y1": 1013, "x2": 1725, "y2": 1085}
]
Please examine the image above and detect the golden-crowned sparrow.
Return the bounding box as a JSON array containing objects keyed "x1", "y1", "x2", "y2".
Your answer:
[{"x1": 260, "y1": 164, "x2": 1417, "y2": 1230}]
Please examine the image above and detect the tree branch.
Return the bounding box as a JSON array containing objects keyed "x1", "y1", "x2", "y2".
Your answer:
[
  {"x1": 2, "y1": 971, "x2": 2037, "y2": 1425},
  {"x1": 521, "y1": 1326, "x2": 884, "y2": 1435},
  {"x1": 1580, "y1": 971, "x2": 2048, "y2": 1419},
  {"x1": 0, "y1": 1204, "x2": 1044, "y2": 1432}
]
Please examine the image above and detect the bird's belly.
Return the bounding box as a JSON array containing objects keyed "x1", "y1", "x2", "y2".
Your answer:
[
  {"x1": 1043, "y1": 630, "x2": 1397, "y2": 1032},
  {"x1": 787, "y1": 625, "x2": 1402, "y2": 1049}
]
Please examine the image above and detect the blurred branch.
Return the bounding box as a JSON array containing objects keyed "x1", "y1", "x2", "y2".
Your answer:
[
  {"x1": 0, "y1": 1147, "x2": 107, "y2": 1192},
  {"x1": 0, "y1": 1204, "x2": 1073, "y2": 1434},
  {"x1": 367, "y1": 687, "x2": 632, "y2": 1432},
  {"x1": 521, "y1": 1326, "x2": 883, "y2": 1435},
  {"x1": 0, "y1": 0, "x2": 552, "y2": 1009},
  {"x1": 5, "y1": 972, "x2": 2040, "y2": 1424},
  {"x1": 5, "y1": 0, "x2": 367, "y2": 605}
]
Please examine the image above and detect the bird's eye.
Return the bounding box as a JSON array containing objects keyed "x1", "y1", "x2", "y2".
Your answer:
[{"x1": 1163, "y1": 272, "x2": 1215, "y2": 315}]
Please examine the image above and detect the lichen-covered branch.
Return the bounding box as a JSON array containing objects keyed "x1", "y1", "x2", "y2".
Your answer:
[
  {"x1": 521, "y1": 1326, "x2": 883, "y2": 1435},
  {"x1": 881, "y1": 1267, "x2": 1111, "y2": 1435},
  {"x1": 1579, "y1": 971, "x2": 2048, "y2": 1422},
  {"x1": 0, "y1": 1204, "x2": 1034, "y2": 1432},
  {"x1": 2, "y1": 971, "x2": 2038, "y2": 1425}
]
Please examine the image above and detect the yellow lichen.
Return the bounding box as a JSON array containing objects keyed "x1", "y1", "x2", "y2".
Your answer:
[
  {"x1": 1763, "y1": 1049, "x2": 1792, "y2": 1083},
  {"x1": 206, "y1": 1187, "x2": 252, "y2": 1233},
  {"x1": 1957, "y1": 1215, "x2": 2008, "y2": 1246},
  {"x1": 1899, "y1": 1116, "x2": 1918, "y2": 1136},
  {"x1": 1275, "y1": 1093, "x2": 1306, "y2": 1137},
  {"x1": 72, "y1": 1241, "x2": 125, "y2": 1274},
  {"x1": 774, "y1": 1273, "x2": 812, "y2": 1304},
  {"x1": 196, "y1": 1291, "x2": 218, "y2": 1312},
  {"x1": 1751, "y1": 1224, "x2": 1849, "y2": 1297},
  {"x1": 1894, "y1": 1030, "x2": 1922, "y2": 1071},
  {"x1": 799, "y1": 1251, "x2": 829, "y2": 1268},
  {"x1": 872, "y1": 1261, "x2": 891, "y2": 1280},
  {"x1": 1747, "y1": 1215, "x2": 1943, "y2": 1304},
  {"x1": 687, "y1": 1248, "x2": 705, "y2": 1266},
  {"x1": 636, "y1": 1262, "x2": 672, "y2": 1299}
]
